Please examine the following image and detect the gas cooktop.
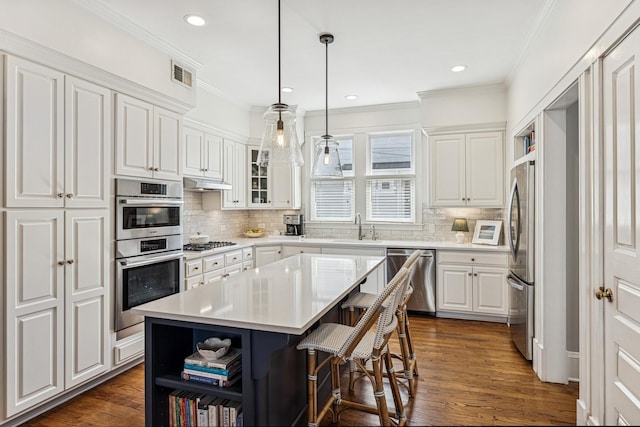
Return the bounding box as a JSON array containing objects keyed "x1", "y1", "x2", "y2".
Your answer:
[{"x1": 183, "y1": 241, "x2": 238, "y2": 251}]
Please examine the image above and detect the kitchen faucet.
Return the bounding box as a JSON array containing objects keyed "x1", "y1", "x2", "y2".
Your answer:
[{"x1": 355, "y1": 213, "x2": 363, "y2": 240}]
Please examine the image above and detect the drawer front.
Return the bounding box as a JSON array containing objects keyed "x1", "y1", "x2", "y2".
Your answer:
[
  {"x1": 438, "y1": 251, "x2": 508, "y2": 267},
  {"x1": 185, "y1": 258, "x2": 203, "y2": 277},
  {"x1": 242, "y1": 247, "x2": 253, "y2": 261},
  {"x1": 203, "y1": 254, "x2": 225, "y2": 272},
  {"x1": 185, "y1": 275, "x2": 203, "y2": 290},
  {"x1": 225, "y1": 250, "x2": 243, "y2": 266}
]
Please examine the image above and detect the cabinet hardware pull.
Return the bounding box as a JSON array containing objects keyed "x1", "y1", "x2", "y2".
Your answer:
[
  {"x1": 58, "y1": 260, "x2": 66, "y2": 266},
  {"x1": 148, "y1": 166, "x2": 154, "y2": 171},
  {"x1": 154, "y1": 167, "x2": 159, "y2": 171},
  {"x1": 67, "y1": 259, "x2": 74, "y2": 264},
  {"x1": 204, "y1": 168, "x2": 208, "y2": 171},
  {"x1": 595, "y1": 286, "x2": 614, "y2": 302},
  {"x1": 461, "y1": 198, "x2": 465, "y2": 201},
  {"x1": 66, "y1": 193, "x2": 73, "y2": 198},
  {"x1": 58, "y1": 193, "x2": 65, "y2": 198},
  {"x1": 194, "y1": 266, "x2": 199, "y2": 270},
  {"x1": 471, "y1": 258, "x2": 475, "y2": 261},
  {"x1": 467, "y1": 198, "x2": 471, "y2": 201},
  {"x1": 468, "y1": 272, "x2": 472, "y2": 276},
  {"x1": 473, "y1": 273, "x2": 477, "y2": 276}
]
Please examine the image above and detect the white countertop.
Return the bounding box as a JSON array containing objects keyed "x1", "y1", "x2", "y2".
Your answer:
[
  {"x1": 133, "y1": 253, "x2": 385, "y2": 335},
  {"x1": 183, "y1": 237, "x2": 509, "y2": 259}
]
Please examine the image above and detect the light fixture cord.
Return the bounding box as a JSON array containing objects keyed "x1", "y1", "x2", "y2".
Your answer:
[
  {"x1": 277, "y1": 0, "x2": 282, "y2": 123},
  {"x1": 324, "y1": 36, "x2": 329, "y2": 147}
]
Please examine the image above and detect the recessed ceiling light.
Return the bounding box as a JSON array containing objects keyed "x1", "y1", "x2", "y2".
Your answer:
[
  {"x1": 451, "y1": 65, "x2": 466, "y2": 73},
  {"x1": 281, "y1": 87, "x2": 294, "y2": 93},
  {"x1": 184, "y1": 14, "x2": 206, "y2": 26},
  {"x1": 345, "y1": 95, "x2": 358, "y2": 100}
]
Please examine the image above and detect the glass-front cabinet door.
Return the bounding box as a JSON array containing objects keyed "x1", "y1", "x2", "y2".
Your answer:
[{"x1": 248, "y1": 146, "x2": 271, "y2": 207}]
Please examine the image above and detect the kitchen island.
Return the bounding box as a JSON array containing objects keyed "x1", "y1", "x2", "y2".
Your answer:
[{"x1": 133, "y1": 253, "x2": 385, "y2": 426}]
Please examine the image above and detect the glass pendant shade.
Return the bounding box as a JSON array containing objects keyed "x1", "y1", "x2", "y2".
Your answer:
[
  {"x1": 312, "y1": 137, "x2": 343, "y2": 178},
  {"x1": 258, "y1": 103, "x2": 303, "y2": 167}
]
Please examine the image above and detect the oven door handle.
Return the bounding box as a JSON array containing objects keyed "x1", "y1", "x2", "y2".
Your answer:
[
  {"x1": 119, "y1": 252, "x2": 183, "y2": 268},
  {"x1": 120, "y1": 198, "x2": 184, "y2": 206}
]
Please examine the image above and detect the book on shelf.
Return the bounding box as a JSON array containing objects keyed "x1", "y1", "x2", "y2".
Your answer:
[
  {"x1": 184, "y1": 347, "x2": 241, "y2": 369},
  {"x1": 181, "y1": 370, "x2": 241, "y2": 388},
  {"x1": 228, "y1": 401, "x2": 242, "y2": 427},
  {"x1": 182, "y1": 367, "x2": 239, "y2": 381},
  {"x1": 183, "y1": 359, "x2": 241, "y2": 377},
  {"x1": 198, "y1": 395, "x2": 216, "y2": 427}
]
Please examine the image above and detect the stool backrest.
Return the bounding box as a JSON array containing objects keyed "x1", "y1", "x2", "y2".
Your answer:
[
  {"x1": 401, "y1": 249, "x2": 422, "y2": 296},
  {"x1": 337, "y1": 267, "x2": 410, "y2": 359}
]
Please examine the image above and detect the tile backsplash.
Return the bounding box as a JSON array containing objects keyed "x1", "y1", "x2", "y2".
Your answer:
[{"x1": 183, "y1": 191, "x2": 505, "y2": 244}]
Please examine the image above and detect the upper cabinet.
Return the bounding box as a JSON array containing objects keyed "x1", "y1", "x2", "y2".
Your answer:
[
  {"x1": 247, "y1": 145, "x2": 301, "y2": 209},
  {"x1": 5, "y1": 56, "x2": 111, "y2": 208},
  {"x1": 222, "y1": 139, "x2": 246, "y2": 208},
  {"x1": 115, "y1": 93, "x2": 182, "y2": 181},
  {"x1": 428, "y1": 130, "x2": 504, "y2": 207},
  {"x1": 183, "y1": 124, "x2": 223, "y2": 179}
]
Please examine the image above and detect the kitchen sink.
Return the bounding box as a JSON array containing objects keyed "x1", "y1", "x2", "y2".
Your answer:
[{"x1": 329, "y1": 238, "x2": 385, "y2": 244}]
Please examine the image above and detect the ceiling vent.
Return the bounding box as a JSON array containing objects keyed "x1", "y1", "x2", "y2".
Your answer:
[{"x1": 172, "y1": 61, "x2": 194, "y2": 88}]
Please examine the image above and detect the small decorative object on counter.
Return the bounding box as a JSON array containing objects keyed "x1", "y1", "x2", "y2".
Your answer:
[
  {"x1": 451, "y1": 218, "x2": 469, "y2": 243},
  {"x1": 244, "y1": 229, "x2": 265, "y2": 238}
]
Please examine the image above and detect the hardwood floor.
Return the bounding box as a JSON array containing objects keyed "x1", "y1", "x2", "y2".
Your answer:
[{"x1": 21, "y1": 317, "x2": 578, "y2": 426}]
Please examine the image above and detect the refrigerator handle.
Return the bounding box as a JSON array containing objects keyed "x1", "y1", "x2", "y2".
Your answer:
[
  {"x1": 507, "y1": 277, "x2": 524, "y2": 291},
  {"x1": 507, "y1": 178, "x2": 521, "y2": 260}
]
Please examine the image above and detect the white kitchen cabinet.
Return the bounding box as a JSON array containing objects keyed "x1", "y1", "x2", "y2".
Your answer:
[
  {"x1": 321, "y1": 247, "x2": 386, "y2": 294},
  {"x1": 255, "y1": 245, "x2": 282, "y2": 267},
  {"x1": 247, "y1": 146, "x2": 301, "y2": 209},
  {"x1": 222, "y1": 139, "x2": 246, "y2": 208},
  {"x1": 436, "y1": 250, "x2": 508, "y2": 319},
  {"x1": 183, "y1": 124, "x2": 223, "y2": 179},
  {"x1": 5, "y1": 56, "x2": 111, "y2": 208},
  {"x1": 115, "y1": 93, "x2": 182, "y2": 181},
  {"x1": 282, "y1": 245, "x2": 322, "y2": 258},
  {"x1": 183, "y1": 247, "x2": 251, "y2": 289},
  {"x1": 429, "y1": 131, "x2": 504, "y2": 207},
  {"x1": 4, "y1": 209, "x2": 109, "y2": 416}
]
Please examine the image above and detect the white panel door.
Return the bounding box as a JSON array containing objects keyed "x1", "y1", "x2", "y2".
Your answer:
[
  {"x1": 5, "y1": 211, "x2": 64, "y2": 416},
  {"x1": 5, "y1": 56, "x2": 64, "y2": 208},
  {"x1": 603, "y1": 26, "x2": 640, "y2": 425},
  {"x1": 64, "y1": 210, "x2": 109, "y2": 388},
  {"x1": 204, "y1": 133, "x2": 223, "y2": 179},
  {"x1": 430, "y1": 134, "x2": 466, "y2": 207},
  {"x1": 64, "y1": 76, "x2": 111, "y2": 208},
  {"x1": 271, "y1": 165, "x2": 293, "y2": 208},
  {"x1": 183, "y1": 125, "x2": 204, "y2": 177},
  {"x1": 153, "y1": 107, "x2": 182, "y2": 181},
  {"x1": 115, "y1": 93, "x2": 153, "y2": 178},
  {"x1": 255, "y1": 245, "x2": 282, "y2": 267},
  {"x1": 472, "y1": 266, "x2": 508, "y2": 315},
  {"x1": 437, "y1": 264, "x2": 473, "y2": 312},
  {"x1": 466, "y1": 132, "x2": 504, "y2": 206}
]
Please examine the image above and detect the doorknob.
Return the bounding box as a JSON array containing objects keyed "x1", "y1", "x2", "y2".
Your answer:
[{"x1": 595, "y1": 286, "x2": 613, "y2": 302}]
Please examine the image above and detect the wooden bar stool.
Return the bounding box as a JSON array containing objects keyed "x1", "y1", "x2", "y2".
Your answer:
[
  {"x1": 341, "y1": 250, "x2": 421, "y2": 396},
  {"x1": 297, "y1": 267, "x2": 411, "y2": 426}
]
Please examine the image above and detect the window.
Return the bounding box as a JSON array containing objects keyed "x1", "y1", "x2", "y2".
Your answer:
[
  {"x1": 310, "y1": 136, "x2": 354, "y2": 222},
  {"x1": 309, "y1": 131, "x2": 417, "y2": 224},
  {"x1": 366, "y1": 132, "x2": 415, "y2": 222}
]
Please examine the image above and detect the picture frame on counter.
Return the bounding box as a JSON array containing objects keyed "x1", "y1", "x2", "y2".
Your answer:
[{"x1": 472, "y1": 220, "x2": 502, "y2": 245}]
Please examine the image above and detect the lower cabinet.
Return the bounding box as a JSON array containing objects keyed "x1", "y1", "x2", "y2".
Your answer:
[
  {"x1": 436, "y1": 250, "x2": 508, "y2": 320},
  {"x1": 4, "y1": 209, "x2": 110, "y2": 417},
  {"x1": 184, "y1": 248, "x2": 253, "y2": 290},
  {"x1": 281, "y1": 245, "x2": 322, "y2": 258},
  {"x1": 255, "y1": 245, "x2": 282, "y2": 267}
]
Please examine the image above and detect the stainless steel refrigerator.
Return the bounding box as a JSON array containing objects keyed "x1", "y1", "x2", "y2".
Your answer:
[{"x1": 507, "y1": 160, "x2": 535, "y2": 360}]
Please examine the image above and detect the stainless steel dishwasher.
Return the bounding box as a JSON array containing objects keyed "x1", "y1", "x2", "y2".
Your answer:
[{"x1": 386, "y1": 248, "x2": 436, "y2": 315}]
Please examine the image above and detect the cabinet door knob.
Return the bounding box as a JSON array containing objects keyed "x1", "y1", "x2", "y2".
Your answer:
[
  {"x1": 471, "y1": 258, "x2": 475, "y2": 261},
  {"x1": 67, "y1": 259, "x2": 74, "y2": 264},
  {"x1": 148, "y1": 166, "x2": 154, "y2": 171},
  {"x1": 154, "y1": 167, "x2": 159, "y2": 171},
  {"x1": 66, "y1": 193, "x2": 74, "y2": 198},
  {"x1": 461, "y1": 198, "x2": 465, "y2": 201},
  {"x1": 467, "y1": 198, "x2": 471, "y2": 201},
  {"x1": 204, "y1": 168, "x2": 208, "y2": 172},
  {"x1": 277, "y1": 251, "x2": 281, "y2": 254},
  {"x1": 468, "y1": 272, "x2": 472, "y2": 276},
  {"x1": 58, "y1": 193, "x2": 65, "y2": 198},
  {"x1": 474, "y1": 273, "x2": 478, "y2": 276},
  {"x1": 58, "y1": 260, "x2": 66, "y2": 266}
]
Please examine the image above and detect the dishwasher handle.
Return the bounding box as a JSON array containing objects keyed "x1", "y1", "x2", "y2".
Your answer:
[{"x1": 386, "y1": 250, "x2": 434, "y2": 258}]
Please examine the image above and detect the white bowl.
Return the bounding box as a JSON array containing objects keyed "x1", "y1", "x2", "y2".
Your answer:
[
  {"x1": 196, "y1": 337, "x2": 231, "y2": 360},
  {"x1": 244, "y1": 230, "x2": 264, "y2": 238}
]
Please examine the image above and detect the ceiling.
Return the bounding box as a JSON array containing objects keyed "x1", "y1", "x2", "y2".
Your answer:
[{"x1": 87, "y1": 0, "x2": 548, "y2": 111}]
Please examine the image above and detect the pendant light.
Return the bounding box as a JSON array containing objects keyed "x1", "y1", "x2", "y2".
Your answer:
[
  {"x1": 312, "y1": 33, "x2": 343, "y2": 178},
  {"x1": 257, "y1": 0, "x2": 303, "y2": 167}
]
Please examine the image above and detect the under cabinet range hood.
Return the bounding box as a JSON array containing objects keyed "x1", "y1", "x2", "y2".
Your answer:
[{"x1": 183, "y1": 177, "x2": 232, "y2": 191}]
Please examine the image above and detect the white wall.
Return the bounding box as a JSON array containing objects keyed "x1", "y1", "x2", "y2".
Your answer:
[
  {"x1": 0, "y1": 0, "x2": 194, "y2": 107},
  {"x1": 507, "y1": 0, "x2": 633, "y2": 134},
  {"x1": 185, "y1": 85, "x2": 252, "y2": 139},
  {"x1": 419, "y1": 84, "x2": 507, "y2": 129}
]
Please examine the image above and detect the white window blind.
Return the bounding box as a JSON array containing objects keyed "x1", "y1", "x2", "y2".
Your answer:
[
  {"x1": 366, "y1": 178, "x2": 415, "y2": 222},
  {"x1": 311, "y1": 180, "x2": 354, "y2": 221}
]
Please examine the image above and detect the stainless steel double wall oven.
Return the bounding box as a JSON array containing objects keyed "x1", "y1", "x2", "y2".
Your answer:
[{"x1": 115, "y1": 178, "x2": 184, "y2": 336}]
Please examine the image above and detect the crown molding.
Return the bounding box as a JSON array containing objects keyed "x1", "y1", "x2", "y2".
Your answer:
[
  {"x1": 196, "y1": 79, "x2": 253, "y2": 111},
  {"x1": 421, "y1": 121, "x2": 507, "y2": 136},
  {"x1": 305, "y1": 100, "x2": 420, "y2": 118},
  {"x1": 182, "y1": 117, "x2": 249, "y2": 143},
  {"x1": 73, "y1": 0, "x2": 202, "y2": 71}
]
